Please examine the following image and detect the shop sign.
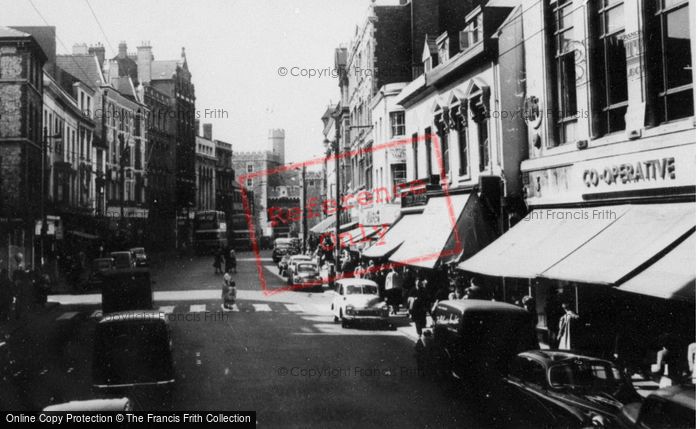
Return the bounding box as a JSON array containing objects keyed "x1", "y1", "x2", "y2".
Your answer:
[{"x1": 582, "y1": 157, "x2": 675, "y2": 188}]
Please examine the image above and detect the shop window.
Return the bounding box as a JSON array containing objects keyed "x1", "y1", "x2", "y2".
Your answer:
[
  {"x1": 647, "y1": 0, "x2": 693, "y2": 123},
  {"x1": 594, "y1": 0, "x2": 628, "y2": 135},
  {"x1": 550, "y1": 0, "x2": 578, "y2": 145},
  {"x1": 390, "y1": 111, "x2": 405, "y2": 137},
  {"x1": 391, "y1": 164, "x2": 406, "y2": 190}
]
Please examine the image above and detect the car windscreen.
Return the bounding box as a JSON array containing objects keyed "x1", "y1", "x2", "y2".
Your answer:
[
  {"x1": 93, "y1": 322, "x2": 173, "y2": 385},
  {"x1": 297, "y1": 264, "x2": 317, "y2": 272},
  {"x1": 345, "y1": 285, "x2": 377, "y2": 295},
  {"x1": 548, "y1": 360, "x2": 624, "y2": 391}
]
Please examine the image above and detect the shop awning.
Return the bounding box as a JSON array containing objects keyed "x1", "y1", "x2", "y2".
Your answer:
[
  {"x1": 540, "y1": 203, "x2": 695, "y2": 285},
  {"x1": 458, "y1": 206, "x2": 632, "y2": 277},
  {"x1": 458, "y1": 203, "x2": 696, "y2": 287},
  {"x1": 617, "y1": 232, "x2": 695, "y2": 303},
  {"x1": 309, "y1": 216, "x2": 335, "y2": 234},
  {"x1": 67, "y1": 230, "x2": 100, "y2": 240},
  {"x1": 362, "y1": 213, "x2": 423, "y2": 259},
  {"x1": 390, "y1": 192, "x2": 495, "y2": 269},
  {"x1": 337, "y1": 224, "x2": 386, "y2": 249}
]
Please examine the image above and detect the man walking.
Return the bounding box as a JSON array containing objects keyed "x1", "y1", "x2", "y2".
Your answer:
[{"x1": 384, "y1": 266, "x2": 402, "y2": 315}]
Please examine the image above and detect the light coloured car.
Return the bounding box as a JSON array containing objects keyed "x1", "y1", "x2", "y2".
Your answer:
[
  {"x1": 285, "y1": 254, "x2": 312, "y2": 281},
  {"x1": 331, "y1": 278, "x2": 389, "y2": 328},
  {"x1": 290, "y1": 261, "x2": 322, "y2": 289}
]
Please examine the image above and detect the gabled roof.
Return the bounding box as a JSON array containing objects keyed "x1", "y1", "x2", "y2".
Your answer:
[
  {"x1": 421, "y1": 35, "x2": 438, "y2": 62},
  {"x1": 111, "y1": 76, "x2": 137, "y2": 100},
  {"x1": 55, "y1": 54, "x2": 105, "y2": 89},
  {"x1": 151, "y1": 60, "x2": 178, "y2": 80}
]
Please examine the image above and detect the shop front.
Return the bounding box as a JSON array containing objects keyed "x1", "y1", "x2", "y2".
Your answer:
[{"x1": 458, "y1": 143, "x2": 695, "y2": 363}]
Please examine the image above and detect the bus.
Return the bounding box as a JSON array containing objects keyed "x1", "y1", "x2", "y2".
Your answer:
[
  {"x1": 193, "y1": 210, "x2": 227, "y2": 254},
  {"x1": 230, "y1": 214, "x2": 253, "y2": 251}
]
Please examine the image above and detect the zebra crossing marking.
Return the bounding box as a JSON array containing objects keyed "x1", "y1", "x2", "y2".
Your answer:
[
  {"x1": 252, "y1": 304, "x2": 271, "y2": 312},
  {"x1": 159, "y1": 305, "x2": 175, "y2": 314},
  {"x1": 284, "y1": 304, "x2": 304, "y2": 312},
  {"x1": 56, "y1": 312, "x2": 79, "y2": 321},
  {"x1": 189, "y1": 304, "x2": 207, "y2": 313}
]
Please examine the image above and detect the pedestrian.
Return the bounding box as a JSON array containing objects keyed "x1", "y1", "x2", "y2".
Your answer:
[
  {"x1": 384, "y1": 265, "x2": 402, "y2": 315},
  {"x1": 408, "y1": 275, "x2": 429, "y2": 336},
  {"x1": 11, "y1": 253, "x2": 30, "y2": 320},
  {"x1": 229, "y1": 247, "x2": 237, "y2": 274},
  {"x1": 353, "y1": 261, "x2": 365, "y2": 279},
  {"x1": 557, "y1": 302, "x2": 579, "y2": 350},
  {"x1": 221, "y1": 269, "x2": 237, "y2": 310},
  {"x1": 463, "y1": 276, "x2": 490, "y2": 300},
  {"x1": 224, "y1": 247, "x2": 232, "y2": 273},
  {"x1": 522, "y1": 295, "x2": 538, "y2": 329},
  {"x1": 0, "y1": 268, "x2": 11, "y2": 322},
  {"x1": 213, "y1": 249, "x2": 223, "y2": 274}
]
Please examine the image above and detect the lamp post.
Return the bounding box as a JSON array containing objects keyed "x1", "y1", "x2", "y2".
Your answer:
[{"x1": 41, "y1": 127, "x2": 62, "y2": 267}]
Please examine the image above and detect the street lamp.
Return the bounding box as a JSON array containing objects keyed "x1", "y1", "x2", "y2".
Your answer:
[{"x1": 41, "y1": 127, "x2": 62, "y2": 267}]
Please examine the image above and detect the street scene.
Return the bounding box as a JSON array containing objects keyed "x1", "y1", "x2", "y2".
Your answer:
[{"x1": 0, "y1": 0, "x2": 696, "y2": 428}]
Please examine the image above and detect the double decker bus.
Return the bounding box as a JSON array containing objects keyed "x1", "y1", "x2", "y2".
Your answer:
[
  {"x1": 230, "y1": 213, "x2": 253, "y2": 250},
  {"x1": 193, "y1": 210, "x2": 227, "y2": 254}
]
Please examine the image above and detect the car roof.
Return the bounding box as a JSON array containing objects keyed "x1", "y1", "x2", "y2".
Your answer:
[
  {"x1": 98, "y1": 310, "x2": 164, "y2": 324},
  {"x1": 337, "y1": 278, "x2": 378, "y2": 287},
  {"x1": 290, "y1": 255, "x2": 311, "y2": 260},
  {"x1": 110, "y1": 251, "x2": 132, "y2": 255},
  {"x1": 517, "y1": 350, "x2": 616, "y2": 367},
  {"x1": 437, "y1": 299, "x2": 529, "y2": 315},
  {"x1": 43, "y1": 398, "x2": 130, "y2": 412},
  {"x1": 129, "y1": 247, "x2": 145, "y2": 251},
  {"x1": 649, "y1": 385, "x2": 696, "y2": 410}
]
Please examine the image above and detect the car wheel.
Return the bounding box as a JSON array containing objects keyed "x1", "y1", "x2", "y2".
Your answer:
[{"x1": 340, "y1": 310, "x2": 348, "y2": 328}]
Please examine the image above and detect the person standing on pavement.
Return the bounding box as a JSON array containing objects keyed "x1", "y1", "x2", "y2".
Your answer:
[
  {"x1": 213, "y1": 249, "x2": 223, "y2": 274},
  {"x1": 384, "y1": 266, "x2": 402, "y2": 315},
  {"x1": 224, "y1": 247, "x2": 232, "y2": 273},
  {"x1": 229, "y1": 247, "x2": 237, "y2": 274},
  {"x1": 557, "y1": 302, "x2": 579, "y2": 350},
  {"x1": 11, "y1": 253, "x2": 30, "y2": 320},
  {"x1": 408, "y1": 275, "x2": 429, "y2": 336}
]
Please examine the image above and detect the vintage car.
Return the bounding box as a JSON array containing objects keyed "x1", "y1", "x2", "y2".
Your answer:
[
  {"x1": 289, "y1": 261, "x2": 322, "y2": 289},
  {"x1": 415, "y1": 300, "x2": 538, "y2": 386},
  {"x1": 110, "y1": 251, "x2": 136, "y2": 270},
  {"x1": 285, "y1": 254, "x2": 312, "y2": 281},
  {"x1": 503, "y1": 350, "x2": 641, "y2": 428},
  {"x1": 129, "y1": 247, "x2": 149, "y2": 267},
  {"x1": 272, "y1": 238, "x2": 295, "y2": 263},
  {"x1": 92, "y1": 310, "x2": 174, "y2": 410},
  {"x1": 82, "y1": 257, "x2": 115, "y2": 290},
  {"x1": 618, "y1": 385, "x2": 695, "y2": 429},
  {"x1": 331, "y1": 278, "x2": 389, "y2": 328}
]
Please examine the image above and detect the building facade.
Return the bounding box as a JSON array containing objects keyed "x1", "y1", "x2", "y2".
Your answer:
[
  {"x1": 0, "y1": 27, "x2": 46, "y2": 269},
  {"x1": 195, "y1": 124, "x2": 216, "y2": 211}
]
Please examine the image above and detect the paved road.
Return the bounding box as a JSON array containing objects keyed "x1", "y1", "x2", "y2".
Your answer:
[{"x1": 0, "y1": 251, "x2": 497, "y2": 428}]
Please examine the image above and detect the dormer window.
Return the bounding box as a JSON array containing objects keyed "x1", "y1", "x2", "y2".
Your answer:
[
  {"x1": 437, "y1": 33, "x2": 450, "y2": 65},
  {"x1": 460, "y1": 8, "x2": 483, "y2": 51}
]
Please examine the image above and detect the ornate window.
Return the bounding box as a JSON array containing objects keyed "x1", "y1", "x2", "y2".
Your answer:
[{"x1": 550, "y1": 0, "x2": 578, "y2": 144}]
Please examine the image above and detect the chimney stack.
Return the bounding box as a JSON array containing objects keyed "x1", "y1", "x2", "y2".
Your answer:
[
  {"x1": 136, "y1": 41, "x2": 152, "y2": 85},
  {"x1": 118, "y1": 41, "x2": 127, "y2": 59},
  {"x1": 72, "y1": 43, "x2": 88, "y2": 55},
  {"x1": 89, "y1": 43, "x2": 106, "y2": 69},
  {"x1": 202, "y1": 123, "x2": 213, "y2": 141}
]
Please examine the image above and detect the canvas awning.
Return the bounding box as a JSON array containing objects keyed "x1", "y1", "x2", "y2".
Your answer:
[
  {"x1": 309, "y1": 216, "x2": 335, "y2": 234},
  {"x1": 458, "y1": 203, "x2": 695, "y2": 287},
  {"x1": 617, "y1": 232, "x2": 695, "y2": 303},
  {"x1": 337, "y1": 225, "x2": 386, "y2": 249},
  {"x1": 389, "y1": 192, "x2": 496, "y2": 269},
  {"x1": 362, "y1": 213, "x2": 423, "y2": 259}
]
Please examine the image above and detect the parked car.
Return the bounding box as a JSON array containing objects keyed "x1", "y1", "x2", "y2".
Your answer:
[
  {"x1": 289, "y1": 261, "x2": 322, "y2": 290},
  {"x1": 43, "y1": 398, "x2": 132, "y2": 411},
  {"x1": 285, "y1": 254, "x2": 312, "y2": 281},
  {"x1": 100, "y1": 268, "x2": 154, "y2": 314},
  {"x1": 129, "y1": 247, "x2": 148, "y2": 267},
  {"x1": 331, "y1": 278, "x2": 389, "y2": 328},
  {"x1": 272, "y1": 238, "x2": 295, "y2": 263},
  {"x1": 503, "y1": 350, "x2": 641, "y2": 428},
  {"x1": 92, "y1": 310, "x2": 174, "y2": 410},
  {"x1": 110, "y1": 251, "x2": 136, "y2": 269},
  {"x1": 618, "y1": 385, "x2": 695, "y2": 429},
  {"x1": 415, "y1": 300, "x2": 537, "y2": 387},
  {"x1": 278, "y1": 254, "x2": 291, "y2": 275},
  {"x1": 82, "y1": 257, "x2": 115, "y2": 290}
]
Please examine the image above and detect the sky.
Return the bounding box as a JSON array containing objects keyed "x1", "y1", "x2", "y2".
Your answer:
[{"x1": 1, "y1": 0, "x2": 392, "y2": 164}]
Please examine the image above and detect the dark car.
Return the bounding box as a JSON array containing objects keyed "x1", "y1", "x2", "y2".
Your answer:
[
  {"x1": 415, "y1": 300, "x2": 538, "y2": 388},
  {"x1": 129, "y1": 247, "x2": 148, "y2": 267},
  {"x1": 503, "y1": 350, "x2": 641, "y2": 428},
  {"x1": 110, "y1": 251, "x2": 136, "y2": 269},
  {"x1": 82, "y1": 257, "x2": 115, "y2": 290},
  {"x1": 92, "y1": 310, "x2": 174, "y2": 410},
  {"x1": 618, "y1": 385, "x2": 695, "y2": 429},
  {"x1": 272, "y1": 238, "x2": 294, "y2": 263},
  {"x1": 100, "y1": 269, "x2": 154, "y2": 314}
]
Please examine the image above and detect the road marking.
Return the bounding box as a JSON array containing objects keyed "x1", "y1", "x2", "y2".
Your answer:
[
  {"x1": 90, "y1": 310, "x2": 102, "y2": 318},
  {"x1": 252, "y1": 304, "x2": 271, "y2": 312},
  {"x1": 263, "y1": 264, "x2": 287, "y2": 281},
  {"x1": 56, "y1": 312, "x2": 78, "y2": 321},
  {"x1": 284, "y1": 304, "x2": 304, "y2": 312},
  {"x1": 189, "y1": 304, "x2": 207, "y2": 313},
  {"x1": 159, "y1": 305, "x2": 175, "y2": 314}
]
